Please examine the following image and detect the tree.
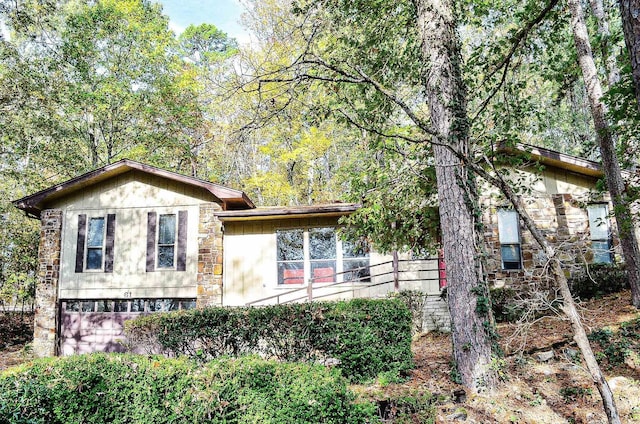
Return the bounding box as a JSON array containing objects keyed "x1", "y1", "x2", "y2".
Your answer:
[
  {"x1": 619, "y1": 0, "x2": 640, "y2": 110},
  {"x1": 0, "y1": 0, "x2": 203, "y2": 177},
  {"x1": 415, "y1": 0, "x2": 500, "y2": 390},
  {"x1": 568, "y1": 0, "x2": 640, "y2": 311},
  {"x1": 240, "y1": 0, "x2": 501, "y2": 391}
]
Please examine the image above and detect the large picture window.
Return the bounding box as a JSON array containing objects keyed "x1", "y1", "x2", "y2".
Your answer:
[
  {"x1": 497, "y1": 209, "x2": 522, "y2": 270},
  {"x1": 587, "y1": 204, "x2": 612, "y2": 264},
  {"x1": 276, "y1": 228, "x2": 370, "y2": 285}
]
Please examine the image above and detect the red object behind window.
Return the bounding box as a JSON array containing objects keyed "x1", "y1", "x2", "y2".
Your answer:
[
  {"x1": 283, "y1": 268, "x2": 304, "y2": 284},
  {"x1": 313, "y1": 267, "x2": 334, "y2": 283}
]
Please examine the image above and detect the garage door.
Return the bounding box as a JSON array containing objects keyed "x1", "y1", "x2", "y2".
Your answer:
[{"x1": 59, "y1": 299, "x2": 196, "y2": 355}]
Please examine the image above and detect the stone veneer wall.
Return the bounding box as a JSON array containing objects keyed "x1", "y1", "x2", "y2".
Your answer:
[
  {"x1": 197, "y1": 203, "x2": 224, "y2": 307},
  {"x1": 33, "y1": 209, "x2": 62, "y2": 357},
  {"x1": 482, "y1": 193, "x2": 617, "y2": 291}
]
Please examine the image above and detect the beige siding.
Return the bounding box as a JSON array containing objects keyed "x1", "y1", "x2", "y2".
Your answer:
[
  {"x1": 222, "y1": 219, "x2": 442, "y2": 306},
  {"x1": 51, "y1": 171, "x2": 218, "y2": 299}
]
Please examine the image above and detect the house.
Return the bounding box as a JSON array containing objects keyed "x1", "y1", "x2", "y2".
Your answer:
[{"x1": 13, "y1": 145, "x2": 626, "y2": 356}]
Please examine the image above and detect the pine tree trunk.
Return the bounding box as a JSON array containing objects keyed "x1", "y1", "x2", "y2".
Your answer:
[
  {"x1": 569, "y1": 0, "x2": 640, "y2": 309},
  {"x1": 416, "y1": 0, "x2": 499, "y2": 392},
  {"x1": 619, "y1": 0, "x2": 640, "y2": 110}
]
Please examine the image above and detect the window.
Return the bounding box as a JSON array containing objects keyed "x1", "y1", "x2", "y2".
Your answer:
[
  {"x1": 146, "y1": 211, "x2": 187, "y2": 272},
  {"x1": 75, "y1": 214, "x2": 115, "y2": 273},
  {"x1": 158, "y1": 214, "x2": 176, "y2": 268},
  {"x1": 276, "y1": 228, "x2": 370, "y2": 285},
  {"x1": 86, "y1": 217, "x2": 105, "y2": 269},
  {"x1": 310, "y1": 228, "x2": 336, "y2": 283},
  {"x1": 588, "y1": 204, "x2": 612, "y2": 264},
  {"x1": 277, "y1": 229, "x2": 304, "y2": 284},
  {"x1": 342, "y1": 239, "x2": 371, "y2": 282},
  {"x1": 497, "y1": 209, "x2": 522, "y2": 270}
]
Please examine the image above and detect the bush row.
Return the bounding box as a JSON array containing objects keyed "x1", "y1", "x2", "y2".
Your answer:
[
  {"x1": 0, "y1": 354, "x2": 378, "y2": 424},
  {"x1": 125, "y1": 298, "x2": 414, "y2": 382}
]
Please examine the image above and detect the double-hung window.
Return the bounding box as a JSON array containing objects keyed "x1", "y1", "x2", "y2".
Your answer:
[
  {"x1": 86, "y1": 217, "x2": 106, "y2": 270},
  {"x1": 276, "y1": 227, "x2": 370, "y2": 285},
  {"x1": 75, "y1": 214, "x2": 115, "y2": 273},
  {"x1": 587, "y1": 204, "x2": 612, "y2": 264},
  {"x1": 497, "y1": 209, "x2": 522, "y2": 270},
  {"x1": 146, "y1": 211, "x2": 188, "y2": 272}
]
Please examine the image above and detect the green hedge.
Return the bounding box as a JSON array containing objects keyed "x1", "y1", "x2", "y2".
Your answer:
[
  {"x1": 125, "y1": 298, "x2": 414, "y2": 382},
  {"x1": 0, "y1": 354, "x2": 378, "y2": 424}
]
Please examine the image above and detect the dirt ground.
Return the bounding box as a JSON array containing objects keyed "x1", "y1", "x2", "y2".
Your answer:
[
  {"x1": 1, "y1": 292, "x2": 639, "y2": 423},
  {"x1": 399, "y1": 290, "x2": 640, "y2": 423}
]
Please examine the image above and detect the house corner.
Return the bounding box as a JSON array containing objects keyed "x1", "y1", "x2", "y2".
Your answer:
[
  {"x1": 33, "y1": 209, "x2": 62, "y2": 357},
  {"x1": 196, "y1": 203, "x2": 223, "y2": 308}
]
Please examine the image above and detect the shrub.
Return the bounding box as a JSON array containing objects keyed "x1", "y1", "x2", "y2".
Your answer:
[
  {"x1": 568, "y1": 263, "x2": 628, "y2": 300},
  {"x1": 0, "y1": 354, "x2": 378, "y2": 423},
  {"x1": 125, "y1": 298, "x2": 414, "y2": 382}
]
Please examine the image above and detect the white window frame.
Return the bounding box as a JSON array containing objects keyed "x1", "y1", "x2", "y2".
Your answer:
[
  {"x1": 587, "y1": 204, "x2": 613, "y2": 264},
  {"x1": 276, "y1": 227, "x2": 370, "y2": 286},
  {"x1": 497, "y1": 209, "x2": 522, "y2": 270},
  {"x1": 85, "y1": 216, "x2": 106, "y2": 271},
  {"x1": 156, "y1": 213, "x2": 177, "y2": 270}
]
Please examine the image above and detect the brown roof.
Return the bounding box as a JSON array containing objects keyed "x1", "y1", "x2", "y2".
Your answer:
[
  {"x1": 215, "y1": 203, "x2": 359, "y2": 221},
  {"x1": 13, "y1": 159, "x2": 255, "y2": 217},
  {"x1": 501, "y1": 143, "x2": 603, "y2": 177}
]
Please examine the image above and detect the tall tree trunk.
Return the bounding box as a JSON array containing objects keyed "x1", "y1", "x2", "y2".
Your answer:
[
  {"x1": 588, "y1": 0, "x2": 619, "y2": 86},
  {"x1": 416, "y1": 0, "x2": 499, "y2": 392},
  {"x1": 569, "y1": 0, "x2": 640, "y2": 309},
  {"x1": 619, "y1": 0, "x2": 640, "y2": 110}
]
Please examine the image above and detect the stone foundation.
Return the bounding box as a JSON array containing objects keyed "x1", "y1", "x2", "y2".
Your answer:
[
  {"x1": 422, "y1": 295, "x2": 451, "y2": 332},
  {"x1": 196, "y1": 204, "x2": 224, "y2": 307},
  {"x1": 33, "y1": 209, "x2": 62, "y2": 357}
]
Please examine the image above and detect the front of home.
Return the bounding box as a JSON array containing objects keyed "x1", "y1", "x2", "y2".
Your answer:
[{"x1": 13, "y1": 145, "x2": 628, "y2": 356}]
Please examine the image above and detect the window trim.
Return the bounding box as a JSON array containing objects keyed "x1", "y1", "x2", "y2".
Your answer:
[
  {"x1": 85, "y1": 216, "x2": 107, "y2": 271},
  {"x1": 497, "y1": 208, "x2": 522, "y2": 271},
  {"x1": 587, "y1": 203, "x2": 613, "y2": 264},
  {"x1": 276, "y1": 227, "x2": 370, "y2": 286},
  {"x1": 146, "y1": 210, "x2": 187, "y2": 272},
  {"x1": 75, "y1": 213, "x2": 116, "y2": 273},
  {"x1": 157, "y1": 213, "x2": 177, "y2": 269}
]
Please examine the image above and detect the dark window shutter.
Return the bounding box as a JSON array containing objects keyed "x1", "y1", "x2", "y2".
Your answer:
[
  {"x1": 146, "y1": 212, "x2": 157, "y2": 272},
  {"x1": 177, "y1": 210, "x2": 188, "y2": 271},
  {"x1": 104, "y1": 214, "x2": 116, "y2": 273},
  {"x1": 75, "y1": 214, "x2": 87, "y2": 273}
]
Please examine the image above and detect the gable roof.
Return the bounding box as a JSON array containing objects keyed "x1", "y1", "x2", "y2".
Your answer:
[{"x1": 13, "y1": 159, "x2": 255, "y2": 218}]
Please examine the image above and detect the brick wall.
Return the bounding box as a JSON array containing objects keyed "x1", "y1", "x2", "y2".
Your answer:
[
  {"x1": 33, "y1": 209, "x2": 62, "y2": 357},
  {"x1": 196, "y1": 204, "x2": 224, "y2": 307}
]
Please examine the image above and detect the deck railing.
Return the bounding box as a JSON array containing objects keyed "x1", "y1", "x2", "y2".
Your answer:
[{"x1": 245, "y1": 257, "x2": 445, "y2": 306}]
